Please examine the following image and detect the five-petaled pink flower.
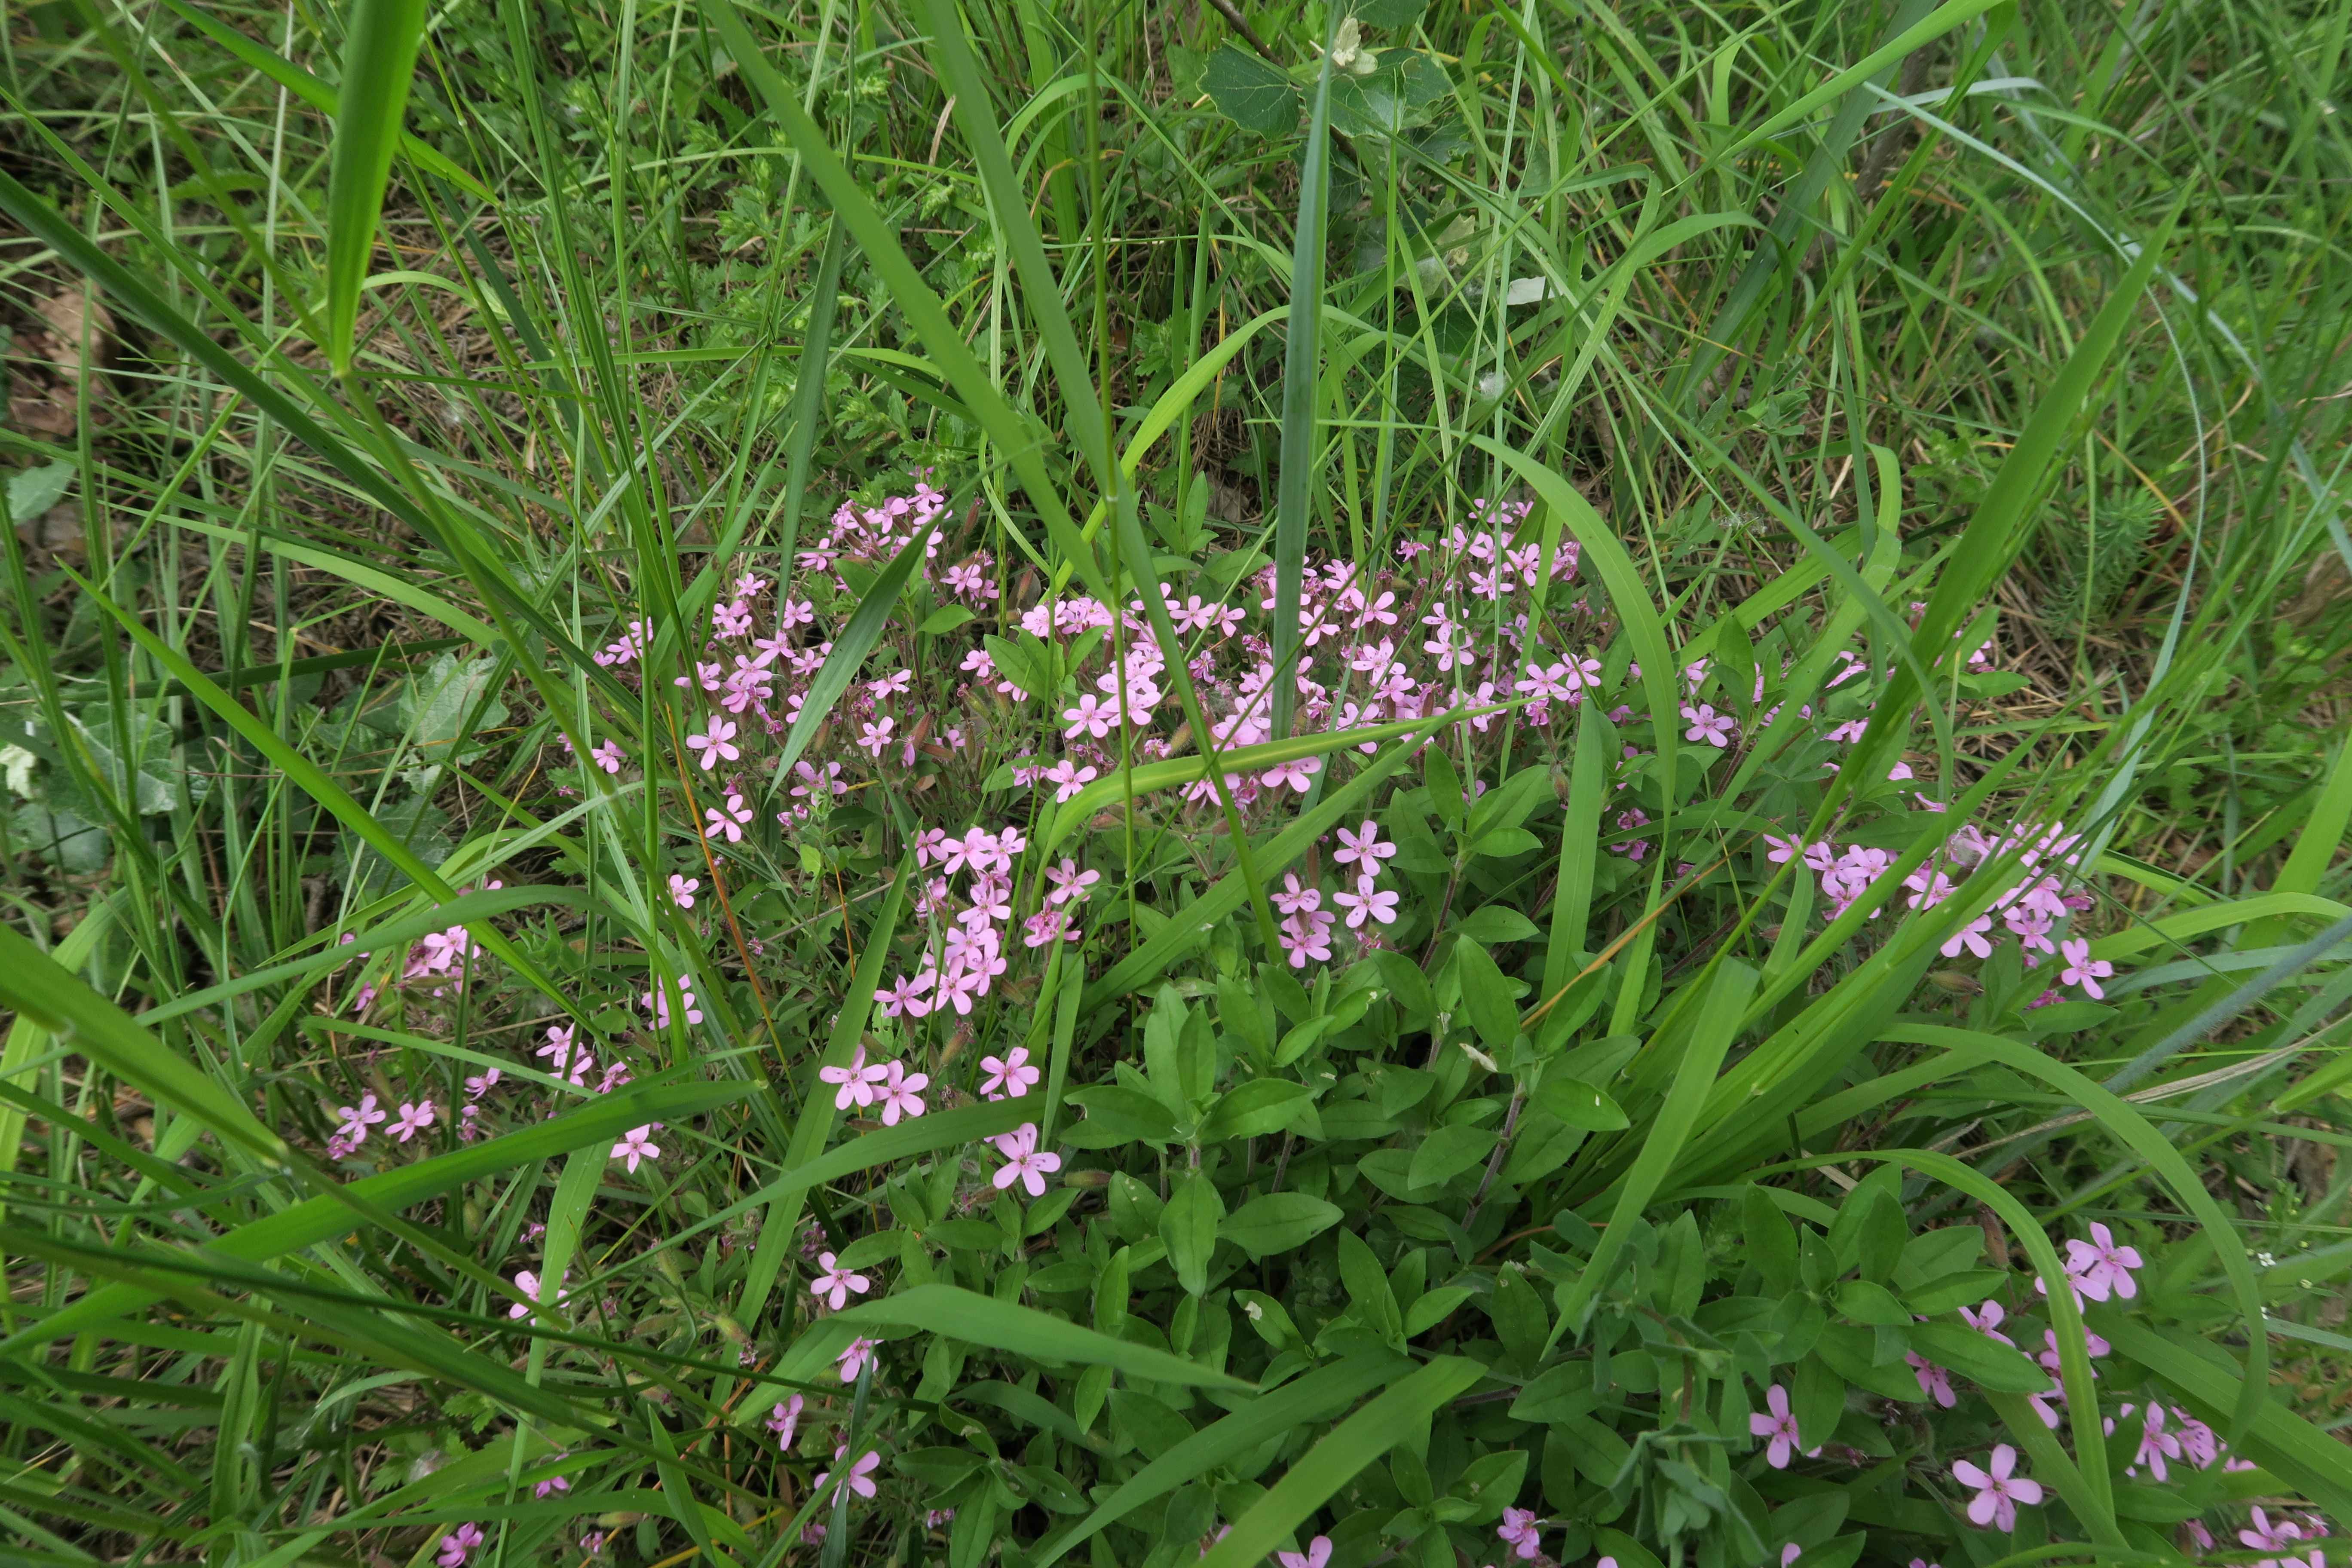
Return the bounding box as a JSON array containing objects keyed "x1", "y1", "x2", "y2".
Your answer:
[
  {"x1": 1749, "y1": 1383, "x2": 1812, "y2": 1468},
  {"x1": 611, "y1": 1124, "x2": 660, "y2": 1172},
  {"x1": 2064, "y1": 1221, "x2": 2143, "y2": 1300},
  {"x1": 336, "y1": 1093, "x2": 388, "y2": 1143},
  {"x1": 684, "y1": 715, "x2": 740, "y2": 771},
  {"x1": 588, "y1": 740, "x2": 624, "y2": 774},
  {"x1": 818, "y1": 1045, "x2": 891, "y2": 1110},
  {"x1": 2058, "y1": 937, "x2": 2113, "y2": 999},
  {"x1": 980, "y1": 1047, "x2": 1041, "y2": 1099},
  {"x1": 1497, "y1": 1507, "x2": 1544, "y2": 1560},
  {"x1": 877, "y1": 1062, "x2": 929, "y2": 1124},
  {"x1": 1905, "y1": 1352, "x2": 1956, "y2": 1408},
  {"x1": 809, "y1": 1252, "x2": 871, "y2": 1310},
  {"x1": 668, "y1": 873, "x2": 698, "y2": 909},
  {"x1": 704, "y1": 794, "x2": 753, "y2": 842},
  {"x1": 1682, "y1": 703, "x2": 1735, "y2": 747},
  {"x1": 1334, "y1": 880, "x2": 1399, "y2": 928},
  {"x1": 766, "y1": 1395, "x2": 803, "y2": 1450},
  {"x1": 437, "y1": 1522, "x2": 483, "y2": 1567},
  {"x1": 1952, "y1": 1446, "x2": 2042, "y2": 1531},
  {"x1": 1334, "y1": 819, "x2": 1396, "y2": 872},
  {"x1": 390, "y1": 1099, "x2": 436, "y2": 1142},
  {"x1": 991, "y1": 1122, "x2": 1062, "y2": 1197},
  {"x1": 836, "y1": 1336, "x2": 879, "y2": 1383},
  {"x1": 1274, "y1": 1536, "x2": 1332, "y2": 1568},
  {"x1": 815, "y1": 1447, "x2": 880, "y2": 1503}
]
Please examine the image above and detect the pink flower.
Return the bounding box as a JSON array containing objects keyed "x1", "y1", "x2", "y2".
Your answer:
[
  {"x1": 980, "y1": 1046, "x2": 1041, "y2": 1099},
  {"x1": 611, "y1": 1124, "x2": 660, "y2": 1173},
  {"x1": 818, "y1": 1046, "x2": 891, "y2": 1111},
  {"x1": 815, "y1": 1447, "x2": 880, "y2": 1503},
  {"x1": 1959, "y1": 1299, "x2": 2015, "y2": 1347},
  {"x1": 1782, "y1": 1547, "x2": 1801, "y2": 1568},
  {"x1": 1905, "y1": 1352, "x2": 1956, "y2": 1407},
  {"x1": 1334, "y1": 880, "x2": 1399, "y2": 928},
  {"x1": 1952, "y1": 1446, "x2": 2042, "y2": 1531},
  {"x1": 1682, "y1": 703, "x2": 1735, "y2": 747},
  {"x1": 1271, "y1": 873, "x2": 1322, "y2": 916},
  {"x1": 857, "y1": 716, "x2": 895, "y2": 756},
  {"x1": 1749, "y1": 1384, "x2": 1813, "y2": 1468},
  {"x1": 390, "y1": 1100, "x2": 436, "y2": 1142},
  {"x1": 2059, "y1": 937, "x2": 2113, "y2": 999},
  {"x1": 836, "y1": 1336, "x2": 879, "y2": 1383},
  {"x1": 334, "y1": 1093, "x2": 388, "y2": 1143},
  {"x1": 810, "y1": 1252, "x2": 872, "y2": 1309},
  {"x1": 1941, "y1": 913, "x2": 1995, "y2": 960},
  {"x1": 684, "y1": 715, "x2": 740, "y2": 771},
  {"x1": 508, "y1": 1268, "x2": 567, "y2": 1320},
  {"x1": 437, "y1": 1522, "x2": 483, "y2": 1567},
  {"x1": 766, "y1": 1395, "x2": 803, "y2": 1450},
  {"x1": 2128, "y1": 1403, "x2": 2184, "y2": 1481},
  {"x1": 704, "y1": 794, "x2": 753, "y2": 842},
  {"x1": 1278, "y1": 910, "x2": 1336, "y2": 968},
  {"x1": 588, "y1": 740, "x2": 624, "y2": 774},
  {"x1": 877, "y1": 1062, "x2": 929, "y2": 1124},
  {"x1": 991, "y1": 1122, "x2": 1062, "y2": 1197},
  {"x1": 1061, "y1": 694, "x2": 1116, "y2": 740},
  {"x1": 668, "y1": 873, "x2": 699, "y2": 909},
  {"x1": 1334, "y1": 819, "x2": 1396, "y2": 872},
  {"x1": 1275, "y1": 1537, "x2": 1332, "y2": 1568},
  {"x1": 875, "y1": 972, "x2": 934, "y2": 1019},
  {"x1": 2064, "y1": 1221, "x2": 2143, "y2": 1300},
  {"x1": 1044, "y1": 858, "x2": 1100, "y2": 906},
  {"x1": 1044, "y1": 758, "x2": 1099, "y2": 802},
  {"x1": 1260, "y1": 756, "x2": 1320, "y2": 793},
  {"x1": 1497, "y1": 1507, "x2": 1543, "y2": 1560}
]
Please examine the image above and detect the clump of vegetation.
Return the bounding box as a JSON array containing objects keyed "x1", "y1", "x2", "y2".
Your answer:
[{"x1": 0, "y1": 0, "x2": 2347, "y2": 1565}]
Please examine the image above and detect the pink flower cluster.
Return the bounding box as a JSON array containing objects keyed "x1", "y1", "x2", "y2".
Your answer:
[
  {"x1": 818, "y1": 1044, "x2": 929, "y2": 1124},
  {"x1": 1765, "y1": 817, "x2": 2108, "y2": 983}
]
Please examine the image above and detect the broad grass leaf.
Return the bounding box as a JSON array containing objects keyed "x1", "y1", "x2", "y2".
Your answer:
[
  {"x1": 1194, "y1": 1357, "x2": 1484, "y2": 1568},
  {"x1": 830, "y1": 1285, "x2": 1251, "y2": 1390},
  {"x1": 1030, "y1": 1354, "x2": 1402, "y2": 1567},
  {"x1": 323, "y1": 0, "x2": 430, "y2": 375}
]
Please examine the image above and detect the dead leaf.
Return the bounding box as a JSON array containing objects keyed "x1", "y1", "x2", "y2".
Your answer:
[{"x1": 35, "y1": 289, "x2": 113, "y2": 376}]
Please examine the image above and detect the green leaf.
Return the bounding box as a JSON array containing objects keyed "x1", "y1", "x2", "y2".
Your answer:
[
  {"x1": 983, "y1": 633, "x2": 1050, "y2": 701},
  {"x1": 1908, "y1": 1323, "x2": 2050, "y2": 1393},
  {"x1": 774, "y1": 520, "x2": 934, "y2": 784},
  {"x1": 6, "y1": 460, "x2": 73, "y2": 520},
  {"x1": 1064, "y1": 1085, "x2": 1183, "y2": 1147},
  {"x1": 1532, "y1": 1078, "x2": 1629, "y2": 1131},
  {"x1": 1453, "y1": 905, "x2": 1541, "y2": 945},
  {"x1": 324, "y1": 0, "x2": 431, "y2": 375},
  {"x1": 1195, "y1": 1357, "x2": 1484, "y2": 1568},
  {"x1": 1268, "y1": 30, "x2": 1338, "y2": 742},
  {"x1": 1200, "y1": 43, "x2": 1299, "y2": 136},
  {"x1": 0, "y1": 922, "x2": 286, "y2": 1165},
  {"x1": 1219, "y1": 1194, "x2": 1342, "y2": 1259},
  {"x1": 1161, "y1": 1171, "x2": 1226, "y2": 1295},
  {"x1": 1407, "y1": 1123, "x2": 1499, "y2": 1189},
  {"x1": 1557, "y1": 962, "x2": 1758, "y2": 1337},
  {"x1": 1354, "y1": 0, "x2": 1427, "y2": 25},
  {"x1": 1202, "y1": 1079, "x2": 1317, "y2": 1142},
  {"x1": 1451, "y1": 940, "x2": 1520, "y2": 1056},
  {"x1": 832, "y1": 1285, "x2": 1250, "y2": 1390}
]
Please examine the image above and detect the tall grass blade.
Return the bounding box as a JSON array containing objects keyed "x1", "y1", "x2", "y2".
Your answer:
[{"x1": 323, "y1": 0, "x2": 432, "y2": 377}]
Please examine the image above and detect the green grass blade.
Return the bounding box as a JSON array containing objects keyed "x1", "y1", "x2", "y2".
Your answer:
[
  {"x1": 830, "y1": 1284, "x2": 1253, "y2": 1390},
  {"x1": 1269, "y1": 35, "x2": 1338, "y2": 742},
  {"x1": 324, "y1": 0, "x2": 432, "y2": 376},
  {"x1": 1031, "y1": 1353, "x2": 1406, "y2": 1567},
  {"x1": 1194, "y1": 1356, "x2": 1485, "y2": 1568},
  {"x1": 0, "y1": 921, "x2": 286, "y2": 1166}
]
